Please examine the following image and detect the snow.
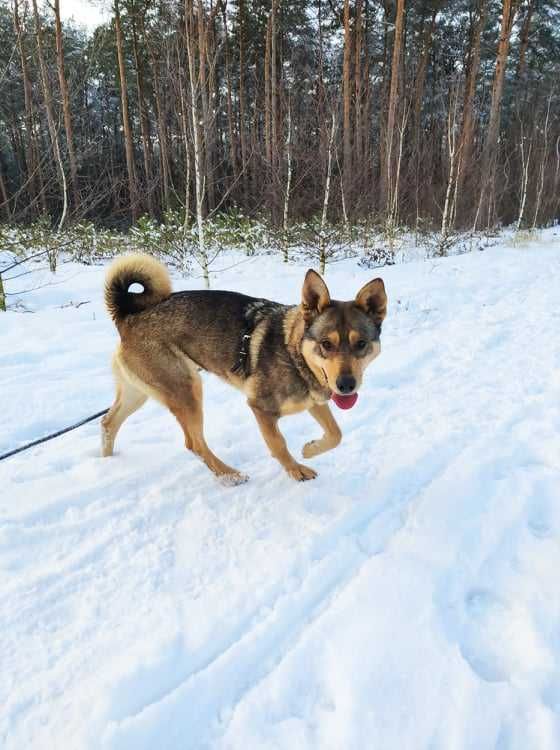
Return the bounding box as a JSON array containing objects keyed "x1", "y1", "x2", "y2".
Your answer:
[{"x1": 1, "y1": 230, "x2": 560, "y2": 749}]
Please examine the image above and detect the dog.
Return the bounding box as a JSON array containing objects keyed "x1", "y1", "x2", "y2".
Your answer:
[{"x1": 102, "y1": 254, "x2": 387, "y2": 483}]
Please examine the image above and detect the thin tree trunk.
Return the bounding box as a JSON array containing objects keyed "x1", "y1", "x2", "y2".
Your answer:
[
  {"x1": 475, "y1": 0, "x2": 518, "y2": 229},
  {"x1": 270, "y1": 0, "x2": 279, "y2": 173},
  {"x1": 342, "y1": 0, "x2": 352, "y2": 206},
  {"x1": 413, "y1": 4, "x2": 438, "y2": 126},
  {"x1": 114, "y1": 0, "x2": 138, "y2": 221},
  {"x1": 130, "y1": 6, "x2": 155, "y2": 217},
  {"x1": 282, "y1": 103, "x2": 292, "y2": 262},
  {"x1": 32, "y1": 0, "x2": 68, "y2": 230},
  {"x1": 515, "y1": 120, "x2": 531, "y2": 232},
  {"x1": 177, "y1": 40, "x2": 191, "y2": 230},
  {"x1": 238, "y1": 0, "x2": 249, "y2": 204},
  {"x1": 516, "y1": 0, "x2": 535, "y2": 82},
  {"x1": 197, "y1": 0, "x2": 214, "y2": 212},
  {"x1": 439, "y1": 82, "x2": 461, "y2": 254},
  {"x1": 53, "y1": 0, "x2": 79, "y2": 210},
  {"x1": 149, "y1": 51, "x2": 171, "y2": 212},
  {"x1": 264, "y1": 14, "x2": 272, "y2": 167},
  {"x1": 320, "y1": 111, "x2": 336, "y2": 274},
  {"x1": 456, "y1": 0, "x2": 486, "y2": 213},
  {"x1": 0, "y1": 166, "x2": 10, "y2": 220},
  {"x1": 381, "y1": 0, "x2": 405, "y2": 214},
  {"x1": 13, "y1": 0, "x2": 41, "y2": 215},
  {"x1": 222, "y1": 3, "x2": 238, "y2": 184},
  {"x1": 532, "y1": 92, "x2": 552, "y2": 229},
  {"x1": 186, "y1": 0, "x2": 209, "y2": 287},
  {"x1": 354, "y1": 0, "x2": 363, "y2": 190}
]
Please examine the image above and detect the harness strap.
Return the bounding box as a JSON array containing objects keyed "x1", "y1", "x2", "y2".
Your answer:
[
  {"x1": 230, "y1": 299, "x2": 285, "y2": 378},
  {"x1": 231, "y1": 333, "x2": 252, "y2": 376}
]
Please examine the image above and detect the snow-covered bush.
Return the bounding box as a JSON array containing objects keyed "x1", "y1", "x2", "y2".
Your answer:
[
  {"x1": 204, "y1": 210, "x2": 270, "y2": 256},
  {"x1": 357, "y1": 245, "x2": 397, "y2": 269}
]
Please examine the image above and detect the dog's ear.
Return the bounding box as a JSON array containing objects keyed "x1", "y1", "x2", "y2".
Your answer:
[
  {"x1": 355, "y1": 278, "x2": 387, "y2": 325},
  {"x1": 302, "y1": 269, "x2": 330, "y2": 323}
]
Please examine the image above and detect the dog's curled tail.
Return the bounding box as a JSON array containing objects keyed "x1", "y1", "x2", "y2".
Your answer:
[{"x1": 104, "y1": 254, "x2": 172, "y2": 323}]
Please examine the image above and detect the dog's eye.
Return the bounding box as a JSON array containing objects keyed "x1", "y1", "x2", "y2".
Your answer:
[
  {"x1": 321, "y1": 339, "x2": 334, "y2": 352},
  {"x1": 356, "y1": 339, "x2": 367, "y2": 350}
]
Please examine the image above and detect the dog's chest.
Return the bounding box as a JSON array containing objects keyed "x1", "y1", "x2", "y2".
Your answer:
[{"x1": 278, "y1": 386, "x2": 330, "y2": 416}]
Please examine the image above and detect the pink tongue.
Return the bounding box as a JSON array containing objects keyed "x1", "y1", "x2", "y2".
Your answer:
[{"x1": 331, "y1": 392, "x2": 358, "y2": 410}]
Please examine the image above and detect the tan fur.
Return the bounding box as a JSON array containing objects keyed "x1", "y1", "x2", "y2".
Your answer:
[
  {"x1": 301, "y1": 404, "x2": 342, "y2": 458},
  {"x1": 278, "y1": 395, "x2": 317, "y2": 417},
  {"x1": 102, "y1": 257, "x2": 386, "y2": 484},
  {"x1": 301, "y1": 339, "x2": 330, "y2": 388},
  {"x1": 249, "y1": 318, "x2": 271, "y2": 373},
  {"x1": 103, "y1": 344, "x2": 247, "y2": 485},
  {"x1": 250, "y1": 405, "x2": 317, "y2": 481}
]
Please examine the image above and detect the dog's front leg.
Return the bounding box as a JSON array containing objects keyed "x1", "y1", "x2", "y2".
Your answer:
[
  {"x1": 249, "y1": 404, "x2": 317, "y2": 481},
  {"x1": 302, "y1": 403, "x2": 342, "y2": 459}
]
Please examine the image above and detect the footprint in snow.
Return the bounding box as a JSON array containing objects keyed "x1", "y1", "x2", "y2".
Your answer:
[
  {"x1": 527, "y1": 488, "x2": 559, "y2": 540},
  {"x1": 459, "y1": 588, "x2": 549, "y2": 683}
]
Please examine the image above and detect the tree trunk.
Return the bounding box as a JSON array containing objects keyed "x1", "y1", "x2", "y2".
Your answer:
[
  {"x1": 475, "y1": 0, "x2": 518, "y2": 229},
  {"x1": 264, "y1": 14, "x2": 272, "y2": 167},
  {"x1": 456, "y1": 0, "x2": 487, "y2": 218},
  {"x1": 177, "y1": 40, "x2": 191, "y2": 229},
  {"x1": 354, "y1": 0, "x2": 363, "y2": 192},
  {"x1": 320, "y1": 111, "x2": 337, "y2": 274},
  {"x1": 32, "y1": 0, "x2": 68, "y2": 230},
  {"x1": 13, "y1": 0, "x2": 41, "y2": 215},
  {"x1": 0, "y1": 273, "x2": 6, "y2": 312},
  {"x1": 53, "y1": 0, "x2": 79, "y2": 210},
  {"x1": 270, "y1": 0, "x2": 279, "y2": 173},
  {"x1": 186, "y1": 0, "x2": 209, "y2": 287},
  {"x1": 516, "y1": 0, "x2": 535, "y2": 82},
  {"x1": 413, "y1": 4, "x2": 438, "y2": 127},
  {"x1": 381, "y1": 0, "x2": 406, "y2": 216},
  {"x1": 282, "y1": 102, "x2": 292, "y2": 262},
  {"x1": 238, "y1": 0, "x2": 249, "y2": 204},
  {"x1": 222, "y1": 3, "x2": 238, "y2": 186},
  {"x1": 0, "y1": 164, "x2": 10, "y2": 220},
  {"x1": 130, "y1": 6, "x2": 155, "y2": 217},
  {"x1": 197, "y1": 0, "x2": 214, "y2": 213},
  {"x1": 144, "y1": 19, "x2": 171, "y2": 215},
  {"x1": 114, "y1": 0, "x2": 138, "y2": 222},
  {"x1": 342, "y1": 0, "x2": 353, "y2": 206}
]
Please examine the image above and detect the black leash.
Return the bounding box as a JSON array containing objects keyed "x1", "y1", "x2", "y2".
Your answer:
[{"x1": 0, "y1": 408, "x2": 109, "y2": 462}]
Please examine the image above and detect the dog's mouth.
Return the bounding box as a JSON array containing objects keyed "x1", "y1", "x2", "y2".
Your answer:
[
  {"x1": 331, "y1": 392, "x2": 359, "y2": 410},
  {"x1": 320, "y1": 368, "x2": 359, "y2": 410}
]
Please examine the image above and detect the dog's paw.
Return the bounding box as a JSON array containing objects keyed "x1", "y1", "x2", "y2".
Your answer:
[
  {"x1": 218, "y1": 471, "x2": 249, "y2": 487},
  {"x1": 286, "y1": 463, "x2": 318, "y2": 482},
  {"x1": 302, "y1": 440, "x2": 321, "y2": 459}
]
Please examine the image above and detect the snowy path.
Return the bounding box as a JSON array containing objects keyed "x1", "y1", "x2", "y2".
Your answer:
[{"x1": 2, "y1": 233, "x2": 560, "y2": 749}]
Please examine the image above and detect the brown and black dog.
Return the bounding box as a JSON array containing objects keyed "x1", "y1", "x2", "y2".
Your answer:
[{"x1": 102, "y1": 254, "x2": 387, "y2": 484}]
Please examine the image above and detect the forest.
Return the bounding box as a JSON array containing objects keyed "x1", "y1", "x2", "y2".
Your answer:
[{"x1": 0, "y1": 0, "x2": 559, "y2": 239}]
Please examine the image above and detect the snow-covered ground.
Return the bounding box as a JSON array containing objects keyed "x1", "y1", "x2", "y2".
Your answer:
[{"x1": 2, "y1": 230, "x2": 560, "y2": 749}]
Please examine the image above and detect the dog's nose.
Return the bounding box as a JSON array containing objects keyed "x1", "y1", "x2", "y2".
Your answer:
[{"x1": 336, "y1": 375, "x2": 356, "y2": 394}]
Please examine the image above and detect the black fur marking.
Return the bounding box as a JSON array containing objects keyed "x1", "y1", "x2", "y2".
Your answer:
[{"x1": 106, "y1": 270, "x2": 155, "y2": 319}]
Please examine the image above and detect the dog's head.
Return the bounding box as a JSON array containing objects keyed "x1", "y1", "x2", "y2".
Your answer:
[{"x1": 300, "y1": 269, "x2": 387, "y2": 408}]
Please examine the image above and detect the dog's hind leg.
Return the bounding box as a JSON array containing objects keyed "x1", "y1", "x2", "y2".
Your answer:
[
  {"x1": 302, "y1": 403, "x2": 342, "y2": 459},
  {"x1": 250, "y1": 405, "x2": 317, "y2": 481},
  {"x1": 102, "y1": 376, "x2": 147, "y2": 457},
  {"x1": 168, "y1": 375, "x2": 248, "y2": 486}
]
